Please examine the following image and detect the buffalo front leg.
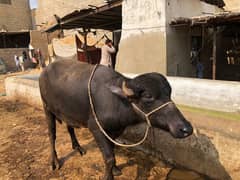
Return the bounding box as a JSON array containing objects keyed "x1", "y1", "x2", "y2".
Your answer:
[
  {"x1": 44, "y1": 107, "x2": 60, "y2": 170},
  {"x1": 67, "y1": 126, "x2": 86, "y2": 155},
  {"x1": 89, "y1": 128, "x2": 121, "y2": 180}
]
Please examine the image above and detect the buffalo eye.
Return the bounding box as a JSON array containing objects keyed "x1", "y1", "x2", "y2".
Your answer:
[{"x1": 141, "y1": 92, "x2": 154, "y2": 103}]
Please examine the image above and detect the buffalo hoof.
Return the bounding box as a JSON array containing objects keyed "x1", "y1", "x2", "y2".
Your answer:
[
  {"x1": 51, "y1": 164, "x2": 56, "y2": 171},
  {"x1": 112, "y1": 166, "x2": 122, "y2": 176},
  {"x1": 51, "y1": 158, "x2": 61, "y2": 171},
  {"x1": 75, "y1": 146, "x2": 86, "y2": 156},
  {"x1": 103, "y1": 174, "x2": 114, "y2": 180}
]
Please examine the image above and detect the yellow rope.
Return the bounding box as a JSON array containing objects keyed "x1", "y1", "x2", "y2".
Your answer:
[
  {"x1": 131, "y1": 101, "x2": 173, "y2": 127},
  {"x1": 87, "y1": 64, "x2": 172, "y2": 147},
  {"x1": 88, "y1": 65, "x2": 151, "y2": 147}
]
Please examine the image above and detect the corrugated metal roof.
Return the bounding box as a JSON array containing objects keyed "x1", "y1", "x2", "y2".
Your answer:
[
  {"x1": 0, "y1": 30, "x2": 30, "y2": 34},
  {"x1": 170, "y1": 12, "x2": 240, "y2": 26},
  {"x1": 200, "y1": 0, "x2": 225, "y2": 8},
  {"x1": 44, "y1": 0, "x2": 122, "y2": 32}
]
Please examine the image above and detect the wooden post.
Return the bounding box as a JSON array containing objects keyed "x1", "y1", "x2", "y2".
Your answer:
[
  {"x1": 212, "y1": 27, "x2": 217, "y2": 80},
  {"x1": 3, "y1": 33, "x2": 6, "y2": 48},
  {"x1": 201, "y1": 25, "x2": 205, "y2": 49},
  {"x1": 0, "y1": 34, "x2": 3, "y2": 48},
  {"x1": 83, "y1": 28, "x2": 90, "y2": 63}
]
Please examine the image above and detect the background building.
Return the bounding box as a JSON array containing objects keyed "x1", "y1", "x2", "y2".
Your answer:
[
  {"x1": 0, "y1": 0, "x2": 32, "y2": 71},
  {"x1": 42, "y1": 0, "x2": 239, "y2": 81},
  {"x1": 0, "y1": 0, "x2": 32, "y2": 32},
  {"x1": 167, "y1": 0, "x2": 240, "y2": 81},
  {"x1": 5, "y1": 0, "x2": 235, "y2": 81},
  {"x1": 116, "y1": 0, "x2": 222, "y2": 77},
  {"x1": 33, "y1": 0, "x2": 114, "y2": 65},
  {"x1": 33, "y1": 0, "x2": 104, "y2": 30}
]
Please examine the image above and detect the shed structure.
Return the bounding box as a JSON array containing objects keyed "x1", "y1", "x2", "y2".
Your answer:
[
  {"x1": 44, "y1": 0, "x2": 239, "y2": 81},
  {"x1": 171, "y1": 12, "x2": 240, "y2": 81},
  {"x1": 0, "y1": 0, "x2": 33, "y2": 71}
]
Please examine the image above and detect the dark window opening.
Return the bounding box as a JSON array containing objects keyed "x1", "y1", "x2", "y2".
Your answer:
[
  {"x1": 191, "y1": 36, "x2": 202, "y2": 51},
  {"x1": 0, "y1": 32, "x2": 30, "y2": 48},
  {"x1": 0, "y1": 0, "x2": 11, "y2": 4},
  {"x1": 224, "y1": 33, "x2": 240, "y2": 66},
  {"x1": 190, "y1": 36, "x2": 202, "y2": 64},
  {"x1": 217, "y1": 26, "x2": 240, "y2": 81}
]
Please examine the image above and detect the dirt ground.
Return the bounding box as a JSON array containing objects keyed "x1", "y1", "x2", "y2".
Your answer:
[{"x1": 0, "y1": 70, "x2": 230, "y2": 180}]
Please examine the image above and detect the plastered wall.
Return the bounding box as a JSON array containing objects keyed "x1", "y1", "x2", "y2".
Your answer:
[
  {"x1": 224, "y1": 0, "x2": 240, "y2": 12},
  {"x1": 116, "y1": 0, "x2": 223, "y2": 76},
  {"x1": 116, "y1": 0, "x2": 167, "y2": 74}
]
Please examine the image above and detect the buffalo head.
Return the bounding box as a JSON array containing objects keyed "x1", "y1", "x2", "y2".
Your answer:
[{"x1": 110, "y1": 73, "x2": 193, "y2": 138}]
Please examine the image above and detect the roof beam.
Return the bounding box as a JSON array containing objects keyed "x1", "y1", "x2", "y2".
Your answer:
[
  {"x1": 44, "y1": 0, "x2": 122, "y2": 32},
  {"x1": 61, "y1": 1, "x2": 122, "y2": 25}
]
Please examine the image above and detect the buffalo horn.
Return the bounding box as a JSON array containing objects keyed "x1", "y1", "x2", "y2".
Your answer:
[{"x1": 122, "y1": 81, "x2": 134, "y2": 96}]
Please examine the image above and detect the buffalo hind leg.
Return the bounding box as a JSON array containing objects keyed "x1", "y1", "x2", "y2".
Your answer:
[
  {"x1": 112, "y1": 164, "x2": 122, "y2": 176},
  {"x1": 44, "y1": 107, "x2": 60, "y2": 170},
  {"x1": 67, "y1": 126, "x2": 86, "y2": 155},
  {"x1": 89, "y1": 128, "x2": 121, "y2": 180}
]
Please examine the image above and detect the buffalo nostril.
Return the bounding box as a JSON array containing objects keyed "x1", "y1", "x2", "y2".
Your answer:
[
  {"x1": 181, "y1": 127, "x2": 189, "y2": 133},
  {"x1": 180, "y1": 127, "x2": 191, "y2": 137}
]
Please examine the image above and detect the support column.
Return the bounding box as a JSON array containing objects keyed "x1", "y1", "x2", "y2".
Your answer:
[
  {"x1": 3, "y1": 33, "x2": 6, "y2": 48},
  {"x1": 212, "y1": 27, "x2": 217, "y2": 80}
]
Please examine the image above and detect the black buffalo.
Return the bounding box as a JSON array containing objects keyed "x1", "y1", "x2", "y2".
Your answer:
[{"x1": 39, "y1": 60, "x2": 193, "y2": 180}]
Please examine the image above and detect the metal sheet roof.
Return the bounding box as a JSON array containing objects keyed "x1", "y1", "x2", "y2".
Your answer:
[
  {"x1": 170, "y1": 12, "x2": 240, "y2": 27},
  {"x1": 44, "y1": 0, "x2": 122, "y2": 32},
  {"x1": 200, "y1": 0, "x2": 225, "y2": 8},
  {"x1": 0, "y1": 30, "x2": 30, "y2": 34}
]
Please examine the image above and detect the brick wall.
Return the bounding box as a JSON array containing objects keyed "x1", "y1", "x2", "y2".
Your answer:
[
  {"x1": 0, "y1": 0, "x2": 32, "y2": 31},
  {"x1": 0, "y1": 30, "x2": 51, "y2": 72},
  {"x1": 34, "y1": 0, "x2": 103, "y2": 29},
  {"x1": 0, "y1": 48, "x2": 29, "y2": 71},
  {"x1": 30, "y1": 30, "x2": 48, "y2": 62}
]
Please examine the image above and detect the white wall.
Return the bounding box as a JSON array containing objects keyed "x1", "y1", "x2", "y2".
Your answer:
[
  {"x1": 166, "y1": 0, "x2": 221, "y2": 21},
  {"x1": 121, "y1": 0, "x2": 166, "y2": 39},
  {"x1": 125, "y1": 73, "x2": 240, "y2": 113},
  {"x1": 116, "y1": 0, "x2": 168, "y2": 74},
  {"x1": 224, "y1": 0, "x2": 240, "y2": 12},
  {"x1": 117, "y1": 0, "x2": 224, "y2": 76}
]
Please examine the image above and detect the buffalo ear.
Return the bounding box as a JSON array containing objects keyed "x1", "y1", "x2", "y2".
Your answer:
[
  {"x1": 122, "y1": 81, "x2": 134, "y2": 97},
  {"x1": 109, "y1": 85, "x2": 128, "y2": 99},
  {"x1": 108, "y1": 81, "x2": 135, "y2": 100}
]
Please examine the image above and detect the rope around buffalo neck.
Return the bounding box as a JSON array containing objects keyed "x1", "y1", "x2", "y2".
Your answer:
[
  {"x1": 87, "y1": 64, "x2": 172, "y2": 147},
  {"x1": 88, "y1": 65, "x2": 150, "y2": 147}
]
